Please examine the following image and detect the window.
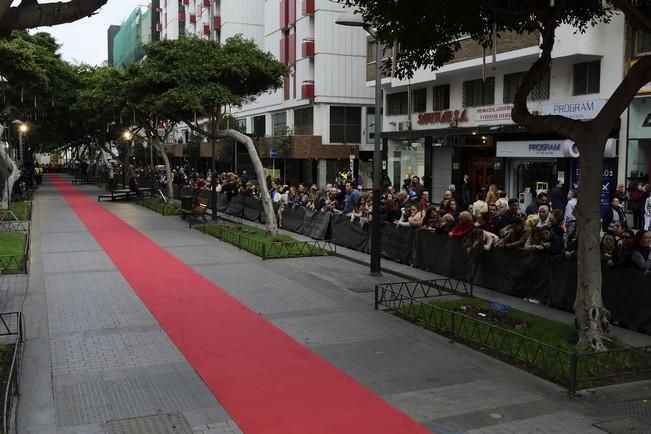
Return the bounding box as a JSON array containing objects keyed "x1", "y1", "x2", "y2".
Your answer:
[
  {"x1": 412, "y1": 88, "x2": 427, "y2": 113},
  {"x1": 462, "y1": 78, "x2": 495, "y2": 107},
  {"x1": 366, "y1": 107, "x2": 382, "y2": 144},
  {"x1": 272, "y1": 111, "x2": 287, "y2": 136},
  {"x1": 293, "y1": 107, "x2": 313, "y2": 135},
  {"x1": 330, "y1": 106, "x2": 361, "y2": 143},
  {"x1": 432, "y1": 84, "x2": 450, "y2": 111},
  {"x1": 634, "y1": 31, "x2": 651, "y2": 57},
  {"x1": 235, "y1": 118, "x2": 247, "y2": 133},
  {"x1": 503, "y1": 71, "x2": 550, "y2": 103},
  {"x1": 573, "y1": 60, "x2": 600, "y2": 96},
  {"x1": 386, "y1": 92, "x2": 408, "y2": 115},
  {"x1": 253, "y1": 115, "x2": 266, "y2": 137}
]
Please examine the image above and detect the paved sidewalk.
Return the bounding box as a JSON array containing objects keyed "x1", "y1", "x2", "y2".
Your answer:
[{"x1": 16, "y1": 179, "x2": 651, "y2": 433}]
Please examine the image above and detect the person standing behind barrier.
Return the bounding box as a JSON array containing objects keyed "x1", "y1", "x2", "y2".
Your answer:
[
  {"x1": 471, "y1": 191, "x2": 488, "y2": 218},
  {"x1": 526, "y1": 192, "x2": 548, "y2": 216},
  {"x1": 462, "y1": 174, "x2": 471, "y2": 209},
  {"x1": 631, "y1": 230, "x2": 651, "y2": 275},
  {"x1": 602, "y1": 197, "x2": 626, "y2": 233},
  {"x1": 449, "y1": 211, "x2": 474, "y2": 239},
  {"x1": 631, "y1": 183, "x2": 646, "y2": 230},
  {"x1": 564, "y1": 190, "x2": 578, "y2": 236},
  {"x1": 645, "y1": 186, "x2": 651, "y2": 230},
  {"x1": 341, "y1": 182, "x2": 360, "y2": 215},
  {"x1": 550, "y1": 181, "x2": 566, "y2": 210},
  {"x1": 485, "y1": 184, "x2": 498, "y2": 206}
]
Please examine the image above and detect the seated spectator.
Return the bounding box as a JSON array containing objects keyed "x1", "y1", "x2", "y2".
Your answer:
[
  {"x1": 631, "y1": 230, "x2": 651, "y2": 275},
  {"x1": 382, "y1": 193, "x2": 402, "y2": 223},
  {"x1": 536, "y1": 205, "x2": 551, "y2": 227},
  {"x1": 408, "y1": 205, "x2": 427, "y2": 228},
  {"x1": 495, "y1": 190, "x2": 509, "y2": 213},
  {"x1": 493, "y1": 198, "x2": 519, "y2": 233},
  {"x1": 526, "y1": 192, "x2": 549, "y2": 216},
  {"x1": 440, "y1": 213, "x2": 457, "y2": 233},
  {"x1": 524, "y1": 226, "x2": 551, "y2": 252},
  {"x1": 449, "y1": 211, "x2": 474, "y2": 239},
  {"x1": 496, "y1": 218, "x2": 528, "y2": 249},
  {"x1": 394, "y1": 205, "x2": 415, "y2": 227},
  {"x1": 419, "y1": 191, "x2": 430, "y2": 211},
  {"x1": 472, "y1": 192, "x2": 488, "y2": 218},
  {"x1": 421, "y1": 207, "x2": 441, "y2": 231},
  {"x1": 601, "y1": 232, "x2": 617, "y2": 267}
]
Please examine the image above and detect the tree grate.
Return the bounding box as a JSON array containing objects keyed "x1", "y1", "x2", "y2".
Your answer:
[{"x1": 106, "y1": 412, "x2": 193, "y2": 434}]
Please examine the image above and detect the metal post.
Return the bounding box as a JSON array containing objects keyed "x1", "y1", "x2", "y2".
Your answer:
[
  {"x1": 211, "y1": 140, "x2": 217, "y2": 220},
  {"x1": 18, "y1": 131, "x2": 23, "y2": 167},
  {"x1": 569, "y1": 353, "x2": 578, "y2": 396},
  {"x1": 370, "y1": 38, "x2": 383, "y2": 276}
]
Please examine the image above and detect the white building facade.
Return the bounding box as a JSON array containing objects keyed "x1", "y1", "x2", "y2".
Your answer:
[
  {"x1": 379, "y1": 17, "x2": 628, "y2": 210},
  {"x1": 158, "y1": 0, "x2": 374, "y2": 186}
]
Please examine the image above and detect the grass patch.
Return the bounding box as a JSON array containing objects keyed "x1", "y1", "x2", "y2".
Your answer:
[
  {"x1": 8, "y1": 201, "x2": 29, "y2": 221},
  {"x1": 397, "y1": 295, "x2": 644, "y2": 390},
  {"x1": 139, "y1": 198, "x2": 181, "y2": 216},
  {"x1": 200, "y1": 223, "x2": 330, "y2": 259},
  {"x1": 0, "y1": 232, "x2": 26, "y2": 274}
]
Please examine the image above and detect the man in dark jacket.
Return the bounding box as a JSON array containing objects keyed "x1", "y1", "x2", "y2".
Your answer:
[
  {"x1": 526, "y1": 192, "x2": 548, "y2": 216},
  {"x1": 602, "y1": 197, "x2": 626, "y2": 232},
  {"x1": 549, "y1": 181, "x2": 566, "y2": 211}
]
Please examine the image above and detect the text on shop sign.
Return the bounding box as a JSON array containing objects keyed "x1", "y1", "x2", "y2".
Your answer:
[{"x1": 417, "y1": 109, "x2": 469, "y2": 125}]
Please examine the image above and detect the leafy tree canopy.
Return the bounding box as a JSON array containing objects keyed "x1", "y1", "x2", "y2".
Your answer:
[
  {"x1": 339, "y1": 0, "x2": 651, "y2": 79},
  {"x1": 126, "y1": 35, "x2": 288, "y2": 126}
]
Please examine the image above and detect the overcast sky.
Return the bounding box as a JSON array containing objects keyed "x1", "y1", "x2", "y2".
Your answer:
[{"x1": 35, "y1": 0, "x2": 144, "y2": 66}]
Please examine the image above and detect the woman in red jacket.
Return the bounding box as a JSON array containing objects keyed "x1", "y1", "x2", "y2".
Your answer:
[{"x1": 449, "y1": 211, "x2": 475, "y2": 239}]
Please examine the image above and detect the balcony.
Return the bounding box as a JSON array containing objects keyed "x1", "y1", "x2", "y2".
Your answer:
[
  {"x1": 301, "y1": 80, "x2": 314, "y2": 100},
  {"x1": 203, "y1": 24, "x2": 210, "y2": 35},
  {"x1": 203, "y1": 0, "x2": 211, "y2": 6},
  {"x1": 182, "y1": 0, "x2": 189, "y2": 5},
  {"x1": 178, "y1": 11, "x2": 185, "y2": 21},
  {"x1": 302, "y1": 0, "x2": 314, "y2": 16},
  {"x1": 214, "y1": 16, "x2": 221, "y2": 29},
  {"x1": 302, "y1": 38, "x2": 314, "y2": 58},
  {"x1": 189, "y1": 13, "x2": 196, "y2": 23}
]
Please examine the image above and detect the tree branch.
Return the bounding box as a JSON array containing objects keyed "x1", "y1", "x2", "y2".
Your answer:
[
  {"x1": 591, "y1": 54, "x2": 651, "y2": 132},
  {"x1": 610, "y1": 0, "x2": 651, "y2": 35},
  {"x1": 512, "y1": 3, "x2": 584, "y2": 139},
  {"x1": 0, "y1": 0, "x2": 108, "y2": 34},
  {"x1": 183, "y1": 119, "x2": 211, "y2": 139}
]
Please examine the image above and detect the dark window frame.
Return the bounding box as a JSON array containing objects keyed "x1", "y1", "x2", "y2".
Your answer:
[
  {"x1": 573, "y1": 60, "x2": 601, "y2": 96},
  {"x1": 462, "y1": 77, "x2": 495, "y2": 107},
  {"x1": 252, "y1": 115, "x2": 266, "y2": 137},
  {"x1": 432, "y1": 84, "x2": 450, "y2": 111},
  {"x1": 386, "y1": 92, "x2": 409, "y2": 115},
  {"x1": 412, "y1": 88, "x2": 427, "y2": 113},
  {"x1": 294, "y1": 107, "x2": 314, "y2": 135},
  {"x1": 503, "y1": 71, "x2": 550, "y2": 103},
  {"x1": 330, "y1": 106, "x2": 362, "y2": 144}
]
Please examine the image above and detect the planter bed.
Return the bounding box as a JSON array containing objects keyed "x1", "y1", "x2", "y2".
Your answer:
[
  {"x1": 376, "y1": 281, "x2": 651, "y2": 394},
  {"x1": 0, "y1": 232, "x2": 27, "y2": 275},
  {"x1": 199, "y1": 223, "x2": 334, "y2": 260},
  {"x1": 138, "y1": 198, "x2": 181, "y2": 216}
]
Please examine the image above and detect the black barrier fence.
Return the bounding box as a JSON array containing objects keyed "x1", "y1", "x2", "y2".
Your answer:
[{"x1": 169, "y1": 191, "x2": 650, "y2": 333}]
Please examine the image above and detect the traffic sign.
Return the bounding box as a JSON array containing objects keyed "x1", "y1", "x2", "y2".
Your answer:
[{"x1": 270, "y1": 148, "x2": 278, "y2": 158}]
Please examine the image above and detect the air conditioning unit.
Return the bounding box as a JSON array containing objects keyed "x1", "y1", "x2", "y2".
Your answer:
[{"x1": 397, "y1": 121, "x2": 411, "y2": 131}]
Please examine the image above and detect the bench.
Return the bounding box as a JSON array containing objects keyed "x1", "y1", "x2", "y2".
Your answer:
[
  {"x1": 72, "y1": 176, "x2": 98, "y2": 185},
  {"x1": 181, "y1": 199, "x2": 209, "y2": 228},
  {"x1": 97, "y1": 189, "x2": 137, "y2": 202},
  {"x1": 136, "y1": 187, "x2": 153, "y2": 198}
]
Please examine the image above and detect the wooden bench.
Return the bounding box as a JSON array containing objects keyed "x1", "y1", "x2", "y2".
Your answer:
[
  {"x1": 181, "y1": 199, "x2": 208, "y2": 227},
  {"x1": 97, "y1": 189, "x2": 137, "y2": 202},
  {"x1": 136, "y1": 187, "x2": 153, "y2": 198}
]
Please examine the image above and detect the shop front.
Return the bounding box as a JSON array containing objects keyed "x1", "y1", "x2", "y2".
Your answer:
[
  {"x1": 497, "y1": 139, "x2": 617, "y2": 211},
  {"x1": 626, "y1": 97, "x2": 651, "y2": 188}
]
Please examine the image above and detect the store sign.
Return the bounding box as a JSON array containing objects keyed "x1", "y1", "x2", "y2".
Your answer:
[
  {"x1": 417, "y1": 109, "x2": 469, "y2": 125},
  {"x1": 542, "y1": 99, "x2": 607, "y2": 120},
  {"x1": 496, "y1": 140, "x2": 569, "y2": 158},
  {"x1": 497, "y1": 139, "x2": 617, "y2": 159},
  {"x1": 474, "y1": 104, "x2": 514, "y2": 122}
]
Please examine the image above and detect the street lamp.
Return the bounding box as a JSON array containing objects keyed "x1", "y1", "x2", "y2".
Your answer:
[
  {"x1": 336, "y1": 14, "x2": 383, "y2": 276},
  {"x1": 12, "y1": 120, "x2": 28, "y2": 166}
]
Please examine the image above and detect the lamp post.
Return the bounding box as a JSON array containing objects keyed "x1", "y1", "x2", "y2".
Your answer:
[
  {"x1": 336, "y1": 14, "x2": 383, "y2": 276},
  {"x1": 12, "y1": 121, "x2": 28, "y2": 167}
]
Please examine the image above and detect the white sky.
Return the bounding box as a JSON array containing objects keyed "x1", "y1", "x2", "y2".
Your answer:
[{"x1": 33, "y1": 0, "x2": 145, "y2": 66}]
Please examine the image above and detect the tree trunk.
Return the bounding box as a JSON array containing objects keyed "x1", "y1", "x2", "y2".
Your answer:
[
  {"x1": 574, "y1": 138, "x2": 610, "y2": 351},
  {"x1": 152, "y1": 137, "x2": 174, "y2": 200},
  {"x1": 0, "y1": 145, "x2": 20, "y2": 210},
  {"x1": 220, "y1": 129, "x2": 277, "y2": 235}
]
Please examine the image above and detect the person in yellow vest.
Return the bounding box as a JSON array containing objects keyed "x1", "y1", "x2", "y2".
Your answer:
[{"x1": 34, "y1": 163, "x2": 43, "y2": 186}]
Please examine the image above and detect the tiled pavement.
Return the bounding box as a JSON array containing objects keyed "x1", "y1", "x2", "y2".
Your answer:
[{"x1": 14, "y1": 178, "x2": 651, "y2": 433}]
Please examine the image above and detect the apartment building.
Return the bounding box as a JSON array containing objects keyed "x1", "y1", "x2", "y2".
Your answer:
[{"x1": 379, "y1": 17, "x2": 627, "y2": 210}]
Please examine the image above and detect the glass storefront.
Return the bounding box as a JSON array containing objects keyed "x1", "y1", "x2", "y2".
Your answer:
[
  {"x1": 627, "y1": 98, "x2": 651, "y2": 187},
  {"x1": 387, "y1": 141, "x2": 425, "y2": 190}
]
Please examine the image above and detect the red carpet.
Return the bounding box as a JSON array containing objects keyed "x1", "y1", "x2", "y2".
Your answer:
[{"x1": 50, "y1": 175, "x2": 430, "y2": 434}]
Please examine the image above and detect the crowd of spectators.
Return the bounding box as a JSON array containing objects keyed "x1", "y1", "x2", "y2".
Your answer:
[{"x1": 92, "y1": 161, "x2": 651, "y2": 275}]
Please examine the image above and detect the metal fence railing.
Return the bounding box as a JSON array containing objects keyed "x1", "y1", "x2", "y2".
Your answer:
[
  {"x1": 0, "y1": 312, "x2": 24, "y2": 434},
  {"x1": 375, "y1": 279, "x2": 651, "y2": 395},
  {"x1": 0, "y1": 211, "x2": 30, "y2": 275}
]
